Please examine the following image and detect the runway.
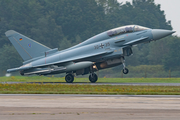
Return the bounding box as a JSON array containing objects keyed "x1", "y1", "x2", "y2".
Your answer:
[
  {"x1": 0, "y1": 94, "x2": 180, "y2": 120},
  {"x1": 2, "y1": 82, "x2": 180, "y2": 86}
]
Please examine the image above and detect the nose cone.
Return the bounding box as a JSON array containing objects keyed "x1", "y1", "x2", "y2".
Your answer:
[{"x1": 152, "y1": 29, "x2": 176, "y2": 40}]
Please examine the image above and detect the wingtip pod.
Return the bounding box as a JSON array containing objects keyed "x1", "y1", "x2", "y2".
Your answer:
[
  {"x1": 5, "y1": 30, "x2": 18, "y2": 37},
  {"x1": 7, "y1": 68, "x2": 20, "y2": 73},
  {"x1": 7, "y1": 65, "x2": 32, "y2": 73}
]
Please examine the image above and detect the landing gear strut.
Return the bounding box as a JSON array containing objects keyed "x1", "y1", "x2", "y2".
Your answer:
[
  {"x1": 121, "y1": 57, "x2": 129, "y2": 74},
  {"x1": 65, "y1": 73, "x2": 74, "y2": 83},
  {"x1": 89, "y1": 73, "x2": 98, "y2": 83}
]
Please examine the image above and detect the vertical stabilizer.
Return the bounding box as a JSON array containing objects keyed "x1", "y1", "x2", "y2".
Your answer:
[{"x1": 5, "y1": 30, "x2": 51, "y2": 61}]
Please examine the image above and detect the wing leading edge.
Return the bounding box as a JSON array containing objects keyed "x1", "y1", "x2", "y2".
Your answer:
[
  {"x1": 7, "y1": 48, "x2": 114, "y2": 73},
  {"x1": 33, "y1": 48, "x2": 114, "y2": 68}
]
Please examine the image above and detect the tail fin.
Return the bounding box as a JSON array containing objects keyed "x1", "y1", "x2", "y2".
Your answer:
[{"x1": 5, "y1": 30, "x2": 51, "y2": 61}]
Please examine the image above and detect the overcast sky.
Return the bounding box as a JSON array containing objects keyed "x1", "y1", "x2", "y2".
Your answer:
[{"x1": 117, "y1": 0, "x2": 180, "y2": 36}]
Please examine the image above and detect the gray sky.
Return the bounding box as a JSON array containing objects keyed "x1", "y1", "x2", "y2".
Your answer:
[{"x1": 117, "y1": 0, "x2": 180, "y2": 36}]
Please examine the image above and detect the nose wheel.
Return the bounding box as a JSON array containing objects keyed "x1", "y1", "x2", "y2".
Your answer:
[
  {"x1": 123, "y1": 68, "x2": 129, "y2": 74},
  {"x1": 89, "y1": 73, "x2": 98, "y2": 83}
]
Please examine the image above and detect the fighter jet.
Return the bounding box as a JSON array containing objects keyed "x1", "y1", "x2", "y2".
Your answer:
[{"x1": 5, "y1": 25, "x2": 175, "y2": 83}]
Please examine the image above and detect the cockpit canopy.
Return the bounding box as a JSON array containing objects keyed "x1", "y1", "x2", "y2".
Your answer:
[{"x1": 107, "y1": 25, "x2": 149, "y2": 37}]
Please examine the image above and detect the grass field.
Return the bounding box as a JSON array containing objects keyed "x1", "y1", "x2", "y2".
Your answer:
[
  {"x1": 0, "y1": 83, "x2": 180, "y2": 95},
  {"x1": 1, "y1": 76, "x2": 180, "y2": 83},
  {"x1": 1, "y1": 76, "x2": 180, "y2": 95}
]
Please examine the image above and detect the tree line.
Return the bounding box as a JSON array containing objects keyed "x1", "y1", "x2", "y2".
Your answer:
[{"x1": 0, "y1": 0, "x2": 179, "y2": 76}]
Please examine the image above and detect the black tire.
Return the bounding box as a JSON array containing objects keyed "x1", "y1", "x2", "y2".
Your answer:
[
  {"x1": 65, "y1": 74, "x2": 74, "y2": 83},
  {"x1": 89, "y1": 73, "x2": 98, "y2": 83},
  {"x1": 19, "y1": 71, "x2": 24, "y2": 76},
  {"x1": 123, "y1": 68, "x2": 129, "y2": 74}
]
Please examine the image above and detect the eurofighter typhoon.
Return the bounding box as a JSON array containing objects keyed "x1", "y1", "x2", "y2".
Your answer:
[{"x1": 5, "y1": 25, "x2": 175, "y2": 83}]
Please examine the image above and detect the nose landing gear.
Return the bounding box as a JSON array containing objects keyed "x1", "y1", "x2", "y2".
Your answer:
[{"x1": 121, "y1": 57, "x2": 129, "y2": 74}]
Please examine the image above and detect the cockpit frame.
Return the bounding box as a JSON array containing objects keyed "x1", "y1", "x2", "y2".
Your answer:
[{"x1": 107, "y1": 25, "x2": 149, "y2": 37}]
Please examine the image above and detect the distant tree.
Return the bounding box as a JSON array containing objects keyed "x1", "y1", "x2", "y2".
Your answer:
[
  {"x1": 0, "y1": 0, "x2": 178, "y2": 75},
  {"x1": 0, "y1": 45, "x2": 22, "y2": 71},
  {"x1": 132, "y1": 0, "x2": 172, "y2": 29},
  {"x1": 162, "y1": 36, "x2": 180, "y2": 70},
  {"x1": 96, "y1": 0, "x2": 122, "y2": 14},
  {"x1": 53, "y1": 0, "x2": 107, "y2": 41},
  {"x1": 58, "y1": 37, "x2": 71, "y2": 50}
]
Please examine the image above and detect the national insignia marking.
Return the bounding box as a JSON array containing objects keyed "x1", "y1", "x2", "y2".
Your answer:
[
  {"x1": 19, "y1": 38, "x2": 22, "y2": 41},
  {"x1": 28, "y1": 43, "x2": 31, "y2": 47}
]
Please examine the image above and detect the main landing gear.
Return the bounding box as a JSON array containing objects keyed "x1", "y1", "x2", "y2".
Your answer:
[
  {"x1": 89, "y1": 73, "x2": 98, "y2": 83},
  {"x1": 65, "y1": 73, "x2": 74, "y2": 83},
  {"x1": 65, "y1": 72, "x2": 98, "y2": 83},
  {"x1": 121, "y1": 57, "x2": 129, "y2": 74}
]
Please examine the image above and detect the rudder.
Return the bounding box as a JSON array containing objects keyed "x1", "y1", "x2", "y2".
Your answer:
[{"x1": 5, "y1": 30, "x2": 51, "y2": 61}]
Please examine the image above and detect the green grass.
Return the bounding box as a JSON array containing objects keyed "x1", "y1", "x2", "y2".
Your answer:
[
  {"x1": 1, "y1": 76, "x2": 180, "y2": 95},
  {"x1": 0, "y1": 83, "x2": 180, "y2": 95},
  {"x1": 1, "y1": 76, "x2": 180, "y2": 83}
]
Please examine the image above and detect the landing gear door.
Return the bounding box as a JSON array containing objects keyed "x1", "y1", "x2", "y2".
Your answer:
[{"x1": 123, "y1": 47, "x2": 132, "y2": 56}]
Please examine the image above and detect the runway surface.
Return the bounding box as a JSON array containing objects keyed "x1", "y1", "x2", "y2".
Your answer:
[
  {"x1": 0, "y1": 94, "x2": 180, "y2": 120},
  {"x1": 2, "y1": 82, "x2": 180, "y2": 86}
]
